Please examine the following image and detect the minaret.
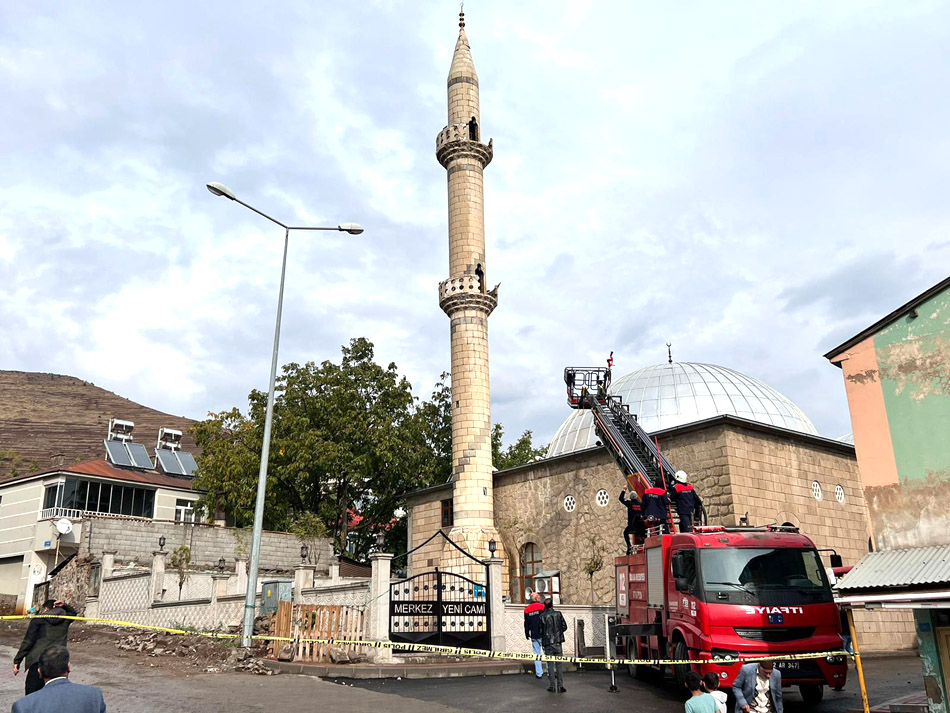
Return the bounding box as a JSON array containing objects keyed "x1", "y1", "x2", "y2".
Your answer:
[{"x1": 437, "y1": 9, "x2": 500, "y2": 573}]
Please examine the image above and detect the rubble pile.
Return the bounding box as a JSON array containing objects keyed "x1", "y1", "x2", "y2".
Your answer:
[{"x1": 114, "y1": 630, "x2": 275, "y2": 674}]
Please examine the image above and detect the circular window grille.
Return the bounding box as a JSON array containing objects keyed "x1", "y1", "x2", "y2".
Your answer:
[
  {"x1": 563, "y1": 495, "x2": 576, "y2": 512},
  {"x1": 811, "y1": 481, "x2": 823, "y2": 501},
  {"x1": 835, "y1": 484, "x2": 845, "y2": 503},
  {"x1": 595, "y1": 489, "x2": 610, "y2": 507}
]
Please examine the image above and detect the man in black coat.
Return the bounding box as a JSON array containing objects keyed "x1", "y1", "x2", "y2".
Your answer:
[
  {"x1": 13, "y1": 599, "x2": 77, "y2": 695},
  {"x1": 540, "y1": 597, "x2": 568, "y2": 693},
  {"x1": 619, "y1": 488, "x2": 645, "y2": 554}
]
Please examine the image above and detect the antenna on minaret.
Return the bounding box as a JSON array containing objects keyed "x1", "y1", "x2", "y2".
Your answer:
[
  {"x1": 667, "y1": 342, "x2": 673, "y2": 364},
  {"x1": 459, "y1": 3, "x2": 465, "y2": 29}
]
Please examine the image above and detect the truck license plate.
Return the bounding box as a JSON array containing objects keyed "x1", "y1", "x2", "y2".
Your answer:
[{"x1": 776, "y1": 661, "x2": 799, "y2": 670}]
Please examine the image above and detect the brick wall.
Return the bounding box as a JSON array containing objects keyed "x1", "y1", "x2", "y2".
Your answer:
[{"x1": 81, "y1": 517, "x2": 332, "y2": 572}]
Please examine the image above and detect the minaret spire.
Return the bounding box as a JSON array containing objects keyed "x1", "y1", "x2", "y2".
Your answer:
[{"x1": 435, "y1": 11, "x2": 499, "y2": 578}]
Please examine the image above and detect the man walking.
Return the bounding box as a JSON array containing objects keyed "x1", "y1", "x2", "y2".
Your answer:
[
  {"x1": 523, "y1": 592, "x2": 545, "y2": 679},
  {"x1": 13, "y1": 598, "x2": 77, "y2": 695},
  {"x1": 12, "y1": 646, "x2": 106, "y2": 713},
  {"x1": 540, "y1": 597, "x2": 568, "y2": 693},
  {"x1": 733, "y1": 660, "x2": 783, "y2": 713}
]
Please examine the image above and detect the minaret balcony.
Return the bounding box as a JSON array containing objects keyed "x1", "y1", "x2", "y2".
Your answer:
[
  {"x1": 439, "y1": 276, "x2": 498, "y2": 315},
  {"x1": 436, "y1": 124, "x2": 493, "y2": 168}
]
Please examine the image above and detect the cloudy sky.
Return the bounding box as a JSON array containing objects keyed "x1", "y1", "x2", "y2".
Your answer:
[{"x1": 1, "y1": 0, "x2": 948, "y2": 447}]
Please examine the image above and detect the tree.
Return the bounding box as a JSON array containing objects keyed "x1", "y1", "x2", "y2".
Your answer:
[
  {"x1": 491, "y1": 425, "x2": 547, "y2": 471},
  {"x1": 193, "y1": 338, "x2": 435, "y2": 557},
  {"x1": 291, "y1": 512, "x2": 329, "y2": 565},
  {"x1": 169, "y1": 545, "x2": 191, "y2": 599},
  {"x1": 414, "y1": 372, "x2": 453, "y2": 484}
]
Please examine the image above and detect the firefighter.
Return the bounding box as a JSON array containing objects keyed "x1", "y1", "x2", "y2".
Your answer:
[
  {"x1": 619, "y1": 487, "x2": 645, "y2": 554},
  {"x1": 641, "y1": 484, "x2": 671, "y2": 534},
  {"x1": 672, "y1": 470, "x2": 702, "y2": 533}
]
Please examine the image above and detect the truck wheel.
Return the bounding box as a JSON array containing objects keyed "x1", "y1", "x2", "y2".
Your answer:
[
  {"x1": 800, "y1": 684, "x2": 824, "y2": 704},
  {"x1": 672, "y1": 641, "x2": 690, "y2": 688}
]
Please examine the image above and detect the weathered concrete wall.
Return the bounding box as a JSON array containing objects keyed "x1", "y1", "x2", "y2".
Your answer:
[
  {"x1": 834, "y1": 285, "x2": 950, "y2": 550},
  {"x1": 81, "y1": 518, "x2": 332, "y2": 573}
]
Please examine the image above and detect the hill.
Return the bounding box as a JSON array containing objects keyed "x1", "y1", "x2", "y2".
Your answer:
[{"x1": 0, "y1": 371, "x2": 199, "y2": 481}]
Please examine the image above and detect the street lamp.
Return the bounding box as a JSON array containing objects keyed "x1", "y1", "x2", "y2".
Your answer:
[
  {"x1": 375, "y1": 530, "x2": 386, "y2": 551},
  {"x1": 488, "y1": 538, "x2": 497, "y2": 556},
  {"x1": 300, "y1": 544, "x2": 309, "y2": 563},
  {"x1": 207, "y1": 181, "x2": 362, "y2": 647},
  {"x1": 158, "y1": 536, "x2": 166, "y2": 552},
  {"x1": 217, "y1": 557, "x2": 226, "y2": 572}
]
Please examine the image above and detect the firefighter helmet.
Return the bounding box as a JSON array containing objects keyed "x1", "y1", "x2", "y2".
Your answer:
[{"x1": 674, "y1": 470, "x2": 689, "y2": 484}]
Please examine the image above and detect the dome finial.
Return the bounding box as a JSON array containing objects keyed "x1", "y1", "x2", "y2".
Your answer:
[
  {"x1": 666, "y1": 342, "x2": 673, "y2": 364},
  {"x1": 459, "y1": 2, "x2": 465, "y2": 30}
]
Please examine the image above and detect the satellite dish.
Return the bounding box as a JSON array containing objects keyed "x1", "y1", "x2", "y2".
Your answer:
[{"x1": 54, "y1": 519, "x2": 73, "y2": 536}]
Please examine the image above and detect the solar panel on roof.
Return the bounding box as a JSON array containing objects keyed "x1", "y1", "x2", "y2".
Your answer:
[
  {"x1": 126, "y1": 442, "x2": 153, "y2": 469},
  {"x1": 156, "y1": 449, "x2": 186, "y2": 475},
  {"x1": 104, "y1": 439, "x2": 133, "y2": 467},
  {"x1": 176, "y1": 451, "x2": 198, "y2": 477}
]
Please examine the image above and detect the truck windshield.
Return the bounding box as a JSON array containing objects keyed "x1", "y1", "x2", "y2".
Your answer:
[{"x1": 699, "y1": 548, "x2": 832, "y2": 605}]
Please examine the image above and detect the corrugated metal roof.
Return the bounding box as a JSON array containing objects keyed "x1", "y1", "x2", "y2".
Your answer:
[{"x1": 836, "y1": 545, "x2": 950, "y2": 590}]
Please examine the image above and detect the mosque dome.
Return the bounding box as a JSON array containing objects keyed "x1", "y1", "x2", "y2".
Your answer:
[{"x1": 546, "y1": 362, "x2": 819, "y2": 458}]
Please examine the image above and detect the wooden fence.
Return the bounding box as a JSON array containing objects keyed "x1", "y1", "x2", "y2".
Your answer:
[{"x1": 272, "y1": 601, "x2": 366, "y2": 663}]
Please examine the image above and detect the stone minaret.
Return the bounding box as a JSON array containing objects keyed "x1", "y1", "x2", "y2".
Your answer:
[{"x1": 436, "y1": 10, "x2": 500, "y2": 574}]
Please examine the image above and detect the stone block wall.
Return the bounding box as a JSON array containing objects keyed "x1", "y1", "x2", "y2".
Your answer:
[
  {"x1": 407, "y1": 496, "x2": 449, "y2": 575},
  {"x1": 81, "y1": 517, "x2": 332, "y2": 572}
]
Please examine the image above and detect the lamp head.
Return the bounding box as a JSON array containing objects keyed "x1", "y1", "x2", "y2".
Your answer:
[
  {"x1": 206, "y1": 182, "x2": 237, "y2": 201},
  {"x1": 488, "y1": 538, "x2": 497, "y2": 556},
  {"x1": 338, "y1": 222, "x2": 364, "y2": 235}
]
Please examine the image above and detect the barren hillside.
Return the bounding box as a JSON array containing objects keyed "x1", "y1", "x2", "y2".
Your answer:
[{"x1": 0, "y1": 371, "x2": 199, "y2": 481}]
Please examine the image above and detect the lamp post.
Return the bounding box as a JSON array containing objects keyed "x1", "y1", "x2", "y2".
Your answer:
[{"x1": 207, "y1": 181, "x2": 363, "y2": 646}]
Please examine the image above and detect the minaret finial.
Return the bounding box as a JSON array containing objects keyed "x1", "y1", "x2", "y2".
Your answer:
[
  {"x1": 667, "y1": 342, "x2": 673, "y2": 364},
  {"x1": 459, "y1": 3, "x2": 465, "y2": 30}
]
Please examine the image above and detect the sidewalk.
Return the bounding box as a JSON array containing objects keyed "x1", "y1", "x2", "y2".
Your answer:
[
  {"x1": 846, "y1": 692, "x2": 929, "y2": 713},
  {"x1": 263, "y1": 657, "x2": 528, "y2": 679}
]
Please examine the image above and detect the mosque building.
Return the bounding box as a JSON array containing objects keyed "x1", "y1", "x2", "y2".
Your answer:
[{"x1": 405, "y1": 13, "x2": 914, "y2": 653}]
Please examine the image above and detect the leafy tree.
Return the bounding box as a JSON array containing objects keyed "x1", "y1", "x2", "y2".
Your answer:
[
  {"x1": 491, "y1": 425, "x2": 547, "y2": 471},
  {"x1": 291, "y1": 512, "x2": 329, "y2": 565},
  {"x1": 414, "y1": 372, "x2": 453, "y2": 484},
  {"x1": 193, "y1": 338, "x2": 433, "y2": 556}
]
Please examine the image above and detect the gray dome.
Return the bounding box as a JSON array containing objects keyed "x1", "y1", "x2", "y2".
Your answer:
[{"x1": 546, "y1": 362, "x2": 819, "y2": 458}]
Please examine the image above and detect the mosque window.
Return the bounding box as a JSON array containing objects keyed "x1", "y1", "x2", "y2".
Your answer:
[
  {"x1": 520, "y1": 542, "x2": 542, "y2": 602},
  {"x1": 563, "y1": 495, "x2": 576, "y2": 512},
  {"x1": 595, "y1": 489, "x2": 610, "y2": 507},
  {"x1": 835, "y1": 485, "x2": 845, "y2": 504},
  {"x1": 441, "y1": 499, "x2": 454, "y2": 528},
  {"x1": 811, "y1": 481, "x2": 823, "y2": 501}
]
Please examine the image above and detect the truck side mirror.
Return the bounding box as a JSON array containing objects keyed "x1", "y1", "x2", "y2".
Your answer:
[
  {"x1": 674, "y1": 577, "x2": 689, "y2": 592},
  {"x1": 671, "y1": 555, "x2": 684, "y2": 579},
  {"x1": 830, "y1": 554, "x2": 843, "y2": 568}
]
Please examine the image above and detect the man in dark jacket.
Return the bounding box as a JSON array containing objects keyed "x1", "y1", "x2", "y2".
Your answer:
[
  {"x1": 641, "y1": 486, "x2": 671, "y2": 534},
  {"x1": 619, "y1": 488, "x2": 645, "y2": 554},
  {"x1": 13, "y1": 599, "x2": 77, "y2": 695},
  {"x1": 523, "y1": 592, "x2": 545, "y2": 678},
  {"x1": 672, "y1": 471, "x2": 703, "y2": 533},
  {"x1": 540, "y1": 597, "x2": 568, "y2": 693}
]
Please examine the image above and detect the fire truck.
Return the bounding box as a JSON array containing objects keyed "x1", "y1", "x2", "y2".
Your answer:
[{"x1": 564, "y1": 367, "x2": 848, "y2": 703}]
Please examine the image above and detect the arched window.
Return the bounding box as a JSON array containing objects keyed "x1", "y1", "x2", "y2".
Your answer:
[{"x1": 520, "y1": 542, "x2": 542, "y2": 602}]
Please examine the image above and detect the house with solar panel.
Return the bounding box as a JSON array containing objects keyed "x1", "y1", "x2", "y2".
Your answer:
[{"x1": 0, "y1": 418, "x2": 204, "y2": 611}]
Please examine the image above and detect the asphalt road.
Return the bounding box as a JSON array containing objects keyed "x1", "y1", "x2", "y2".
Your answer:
[{"x1": 0, "y1": 642, "x2": 924, "y2": 713}]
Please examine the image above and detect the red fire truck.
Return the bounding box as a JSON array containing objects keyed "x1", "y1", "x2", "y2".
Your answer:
[
  {"x1": 614, "y1": 526, "x2": 847, "y2": 703},
  {"x1": 563, "y1": 366, "x2": 847, "y2": 702}
]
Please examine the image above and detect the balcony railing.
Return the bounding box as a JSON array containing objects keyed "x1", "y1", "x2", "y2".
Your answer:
[{"x1": 39, "y1": 507, "x2": 151, "y2": 522}]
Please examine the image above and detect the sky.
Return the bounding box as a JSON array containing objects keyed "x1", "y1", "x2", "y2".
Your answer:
[{"x1": 1, "y1": 0, "x2": 948, "y2": 448}]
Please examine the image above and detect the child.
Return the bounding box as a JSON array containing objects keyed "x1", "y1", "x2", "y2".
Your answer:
[
  {"x1": 684, "y1": 671, "x2": 718, "y2": 713},
  {"x1": 702, "y1": 672, "x2": 728, "y2": 713}
]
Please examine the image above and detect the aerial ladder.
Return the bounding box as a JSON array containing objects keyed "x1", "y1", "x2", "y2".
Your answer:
[{"x1": 564, "y1": 366, "x2": 705, "y2": 530}]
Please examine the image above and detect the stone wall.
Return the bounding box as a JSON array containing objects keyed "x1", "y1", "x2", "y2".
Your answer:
[
  {"x1": 47, "y1": 553, "x2": 94, "y2": 610},
  {"x1": 81, "y1": 518, "x2": 332, "y2": 572}
]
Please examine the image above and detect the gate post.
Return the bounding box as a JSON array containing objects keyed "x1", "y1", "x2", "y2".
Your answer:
[
  {"x1": 368, "y1": 551, "x2": 394, "y2": 663},
  {"x1": 487, "y1": 557, "x2": 505, "y2": 653}
]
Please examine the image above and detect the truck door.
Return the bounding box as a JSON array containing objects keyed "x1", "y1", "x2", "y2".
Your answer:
[{"x1": 669, "y1": 548, "x2": 699, "y2": 625}]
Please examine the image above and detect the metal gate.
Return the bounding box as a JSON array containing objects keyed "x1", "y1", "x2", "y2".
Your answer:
[{"x1": 389, "y1": 532, "x2": 490, "y2": 650}]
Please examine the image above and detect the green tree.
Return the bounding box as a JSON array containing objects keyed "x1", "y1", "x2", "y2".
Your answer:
[
  {"x1": 193, "y1": 338, "x2": 434, "y2": 557},
  {"x1": 491, "y1": 425, "x2": 547, "y2": 471},
  {"x1": 169, "y1": 545, "x2": 191, "y2": 599}
]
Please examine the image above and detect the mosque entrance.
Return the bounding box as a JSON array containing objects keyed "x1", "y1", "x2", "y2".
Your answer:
[{"x1": 389, "y1": 531, "x2": 491, "y2": 650}]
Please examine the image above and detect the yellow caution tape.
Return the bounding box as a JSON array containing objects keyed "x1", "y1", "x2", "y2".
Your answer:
[{"x1": 0, "y1": 615, "x2": 852, "y2": 666}]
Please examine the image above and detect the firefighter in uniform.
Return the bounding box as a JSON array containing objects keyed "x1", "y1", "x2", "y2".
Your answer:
[
  {"x1": 672, "y1": 470, "x2": 702, "y2": 533},
  {"x1": 641, "y1": 484, "x2": 671, "y2": 534},
  {"x1": 619, "y1": 487, "x2": 645, "y2": 554}
]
